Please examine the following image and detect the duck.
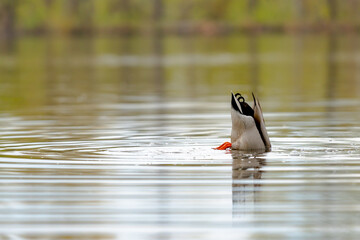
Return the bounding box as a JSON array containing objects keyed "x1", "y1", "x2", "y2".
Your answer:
[{"x1": 215, "y1": 92, "x2": 271, "y2": 151}]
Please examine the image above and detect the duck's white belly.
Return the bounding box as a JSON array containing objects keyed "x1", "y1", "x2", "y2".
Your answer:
[{"x1": 231, "y1": 127, "x2": 265, "y2": 150}]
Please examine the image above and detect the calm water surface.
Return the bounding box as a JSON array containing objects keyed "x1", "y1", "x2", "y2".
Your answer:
[{"x1": 0, "y1": 34, "x2": 360, "y2": 239}]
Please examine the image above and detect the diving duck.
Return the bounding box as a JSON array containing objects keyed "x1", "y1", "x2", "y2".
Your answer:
[{"x1": 215, "y1": 92, "x2": 271, "y2": 151}]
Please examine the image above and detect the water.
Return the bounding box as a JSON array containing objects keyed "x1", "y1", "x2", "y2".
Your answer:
[{"x1": 0, "y1": 34, "x2": 360, "y2": 239}]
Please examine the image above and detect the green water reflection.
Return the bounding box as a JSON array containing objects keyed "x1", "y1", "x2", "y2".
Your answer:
[{"x1": 0, "y1": 34, "x2": 359, "y2": 113}]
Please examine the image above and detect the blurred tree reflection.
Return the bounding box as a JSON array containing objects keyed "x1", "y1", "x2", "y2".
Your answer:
[
  {"x1": 0, "y1": 0, "x2": 16, "y2": 52},
  {"x1": 0, "y1": 0, "x2": 359, "y2": 37},
  {"x1": 326, "y1": 33, "x2": 338, "y2": 101}
]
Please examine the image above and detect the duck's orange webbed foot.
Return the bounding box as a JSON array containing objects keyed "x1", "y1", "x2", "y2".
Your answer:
[{"x1": 214, "y1": 142, "x2": 232, "y2": 150}]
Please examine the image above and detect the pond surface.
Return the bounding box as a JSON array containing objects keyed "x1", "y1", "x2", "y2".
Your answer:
[{"x1": 0, "y1": 34, "x2": 360, "y2": 239}]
